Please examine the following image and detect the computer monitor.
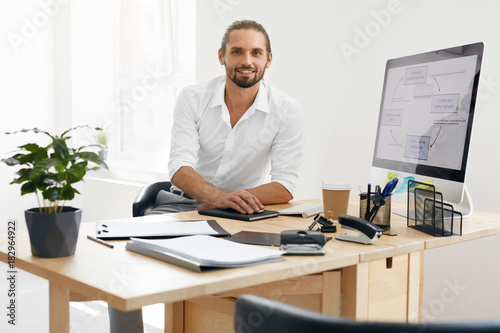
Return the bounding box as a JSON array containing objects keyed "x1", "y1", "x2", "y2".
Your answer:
[{"x1": 370, "y1": 42, "x2": 484, "y2": 217}]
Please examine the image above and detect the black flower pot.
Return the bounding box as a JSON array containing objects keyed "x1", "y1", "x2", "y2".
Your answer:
[{"x1": 25, "y1": 207, "x2": 82, "y2": 258}]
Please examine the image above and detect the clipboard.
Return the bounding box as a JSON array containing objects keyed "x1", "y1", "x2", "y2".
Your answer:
[{"x1": 95, "y1": 215, "x2": 230, "y2": 240}]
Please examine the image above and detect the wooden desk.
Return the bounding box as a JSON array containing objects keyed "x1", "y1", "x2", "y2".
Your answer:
[{"x1": 1, "y1": 198, "x2": 499, "y2": 332}]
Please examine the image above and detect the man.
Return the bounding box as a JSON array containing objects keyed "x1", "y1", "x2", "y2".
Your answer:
[
  {"x1": 156, "y1": 19, "x2": 306, "y2": 215},
  {"x1": 109, "y1": 19, "x2": 306, "y2": 333}
]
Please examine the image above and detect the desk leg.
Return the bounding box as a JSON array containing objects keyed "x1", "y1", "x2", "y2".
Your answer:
[
  {"x1": 49, "y1": 282, "x2": 70, "y2": 333},
  {"x1": 165, "y1": 301, "x2": 184, "y2": 333},
  {"x1": 341, "y1": 262, "x2": 369, "y2": 320},
  {"x1": 321, "y1": 270, "x2": 341, "y2": 315},
  {"x1": 407, "y1": 250, "x2": 424, "y2": 322}
]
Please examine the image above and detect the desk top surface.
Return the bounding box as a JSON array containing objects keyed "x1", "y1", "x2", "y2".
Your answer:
[{"x1": 1, "y1": 198, "x2": 499, "y2": 311}]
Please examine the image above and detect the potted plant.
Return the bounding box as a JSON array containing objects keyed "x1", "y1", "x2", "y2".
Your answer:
[
  {"x1": 2, "y1": 126, "x2": 108, "y2": 258},
  {"x1": 94, "y1": 124, "x2": 110, "y2": 161}
]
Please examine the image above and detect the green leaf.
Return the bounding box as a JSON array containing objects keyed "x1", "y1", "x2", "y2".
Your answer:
[
  {"x1": 16, "y1": 153, "x2": 37, "y2": 165},
  {"x1": 11, "y1": 168, "x2": 33, "y2": 184},
  {"x1": 20, "y1": 182, "x2": 36, "y2": 195},
  {"x1": 76, "y1": 151, "x2": 108, "y2": 169},
  {"x1": 67, "y1": 162, "x2": 86, "y2": 183},
  {"x1": 52, "y1": 138, "x2": 70, "y2": 160},
  {"x1": 29, "y1": 158, "x2": 62, "y2": 180},
  {"x1": 2, "y1": 157, "x2": 22, "y2": 166},
  {"x1": 3, "y1": 152, "x2": 35, "y2": 166},
  {"x1": 43, "y1": 187, "x2": 60, "y2": 201},
  {"x1": 41, "y1": 174, "x2": 58, "y2": 186},
  {"x1": 19, "y1": 143, "x2": 41, "y2": 153},
  {"x1": 60, "y1": 185, "x2": 76, "y2": 201},
  {"x1": 54, "y1": 163, "x2": 67, "y2": 173},
  {"x1": 5, "y1": 128, "x2": 48, "y2": 136},
  {"x1": 4, "y1": 148, "x2": 49, "y2": 167}
]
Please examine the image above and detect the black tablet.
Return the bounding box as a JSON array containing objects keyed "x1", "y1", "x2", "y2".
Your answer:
[{"x1": 197, "y1": 208, "x2": 278, "y2": 221}]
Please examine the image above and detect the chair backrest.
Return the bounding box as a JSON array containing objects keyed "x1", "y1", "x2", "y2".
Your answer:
[
  {"x1": 132, "y1": 181, "x2": 172, "y2": 217},
  {"x1": 234, "y1": 294, "x2": 500, "y2": 333}
]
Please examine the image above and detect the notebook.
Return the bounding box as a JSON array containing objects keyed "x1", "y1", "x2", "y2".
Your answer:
[
  {"x1": 197, "y1": 208, "x2": 279, "y2": 221},
  {"x1": 278, "y1": 203, "x2": 324, "y2": 218}
]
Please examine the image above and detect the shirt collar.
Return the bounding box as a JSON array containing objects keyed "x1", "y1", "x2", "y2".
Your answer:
[
  {"x1": 211, "y1": 78, "x2": 226, "y2": 108},
  {"x1": 253, "y1": 80, "x2": 270, "y2": 114},
  {"x1": 210, "y1": 78, "x2": 270, "y2": 114}
]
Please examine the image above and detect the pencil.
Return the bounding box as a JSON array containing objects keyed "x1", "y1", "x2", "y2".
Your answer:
[{"x1": 87, "y1": 235, "x2": 114, "y2": 249}]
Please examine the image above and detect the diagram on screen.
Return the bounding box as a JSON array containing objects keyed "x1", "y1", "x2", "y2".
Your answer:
[{"x1": 375, "y1": 55, "x2": 478, "y2": 171}]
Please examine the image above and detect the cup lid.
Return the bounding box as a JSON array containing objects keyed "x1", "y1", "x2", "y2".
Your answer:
[{"x1": 322, "y1": 181, "x2": 351, "y2": 190}]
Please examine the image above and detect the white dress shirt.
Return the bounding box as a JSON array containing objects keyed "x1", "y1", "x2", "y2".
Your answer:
[{"x1": 168, "y1": 76, "x2": 306, "y2": 196}]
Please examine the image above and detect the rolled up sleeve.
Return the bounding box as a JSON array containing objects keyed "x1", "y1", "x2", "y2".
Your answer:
[
  {"x1": 168, "y1": 88, "x2": 200, "y2": 178},
  {"x1": 270, "y1": 100, "x2": 306, "y2": 197}
]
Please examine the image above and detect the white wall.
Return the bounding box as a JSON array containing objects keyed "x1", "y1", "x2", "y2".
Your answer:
[
  {"x1": 4, "y1": 0, "x2": 498, "y2": 219},
  {"x1": 0, "y1": 1, "x2": 63, "y2": 228},
  {"x1": 81, "y1": 177, "x2": 143, "y2": 222},
  {"x1": 196, "y1": 0, "x2": 500, "y2": 322},
  {"x1": 70, "y1": 0, "x2": 114, "y2": 135},
  {"x1": 0, "y1": 0, "x2": 114, "y2": 226},
  {"x1": 197, "y1": 0, "x2": 500, "y2": 215}
]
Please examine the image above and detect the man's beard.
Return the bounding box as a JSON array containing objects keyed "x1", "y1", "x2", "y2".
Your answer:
[{"x1": 227, "y1": 65, "x2": 267, "y2": 88}]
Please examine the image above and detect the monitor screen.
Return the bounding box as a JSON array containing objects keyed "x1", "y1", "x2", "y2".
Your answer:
[
  {"x1": 372, "y1": 43, "x2": 483, "y2": 181},
  {"x1": 371, "y1": 42, "x2": 483, "y2": 213}
]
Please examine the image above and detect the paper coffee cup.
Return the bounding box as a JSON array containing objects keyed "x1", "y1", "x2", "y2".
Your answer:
[{"x1": 322, "y1": 181, "x2": 351, "y2": 220}]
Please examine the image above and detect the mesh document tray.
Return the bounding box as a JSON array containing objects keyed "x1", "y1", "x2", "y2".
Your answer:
[{"x1": 406, "y1": 180, "x2": 462, "y2": 237}]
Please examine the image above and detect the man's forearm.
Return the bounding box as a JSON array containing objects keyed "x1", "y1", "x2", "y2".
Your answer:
[
  {"x1": 170, "y1": 166, "x2": 224, "y2": 205},
  {"x1": 246, "y1": 182, "x2": 293, "y2": 205}
]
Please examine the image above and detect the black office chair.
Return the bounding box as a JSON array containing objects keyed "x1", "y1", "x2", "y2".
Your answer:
[
  {"x1": 132, "y1": 181, "x2": 172, "y2": 217},
  {"x1": 234, "y1": 294, "x2": 500, "y2": 333}
]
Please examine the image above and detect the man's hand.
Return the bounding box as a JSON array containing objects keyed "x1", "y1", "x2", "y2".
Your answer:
[
  {"x1": 196, "y1": 189, "x2": 264, "y2": 214},
  {"x1": 172, "y1": 166, "x2": 292, "y2": 214},
  {"x1": 172, "y1": 167, "x2": 266, "y2": 214}
]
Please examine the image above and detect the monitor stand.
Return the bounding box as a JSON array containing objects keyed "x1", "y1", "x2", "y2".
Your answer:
[{"x1": 394, "y1": 185, "x2": 473, "y2": 219}]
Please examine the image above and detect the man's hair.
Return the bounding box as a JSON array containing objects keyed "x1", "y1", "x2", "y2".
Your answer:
[{"x1": 220, "y1": 20, "x2": 271, "y2": 55}]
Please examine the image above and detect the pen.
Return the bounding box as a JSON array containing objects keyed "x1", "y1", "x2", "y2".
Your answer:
[
  {"x1": 381, "y1": 178, "x2": 399, "y2": 197},
  {"x1": 87, "y1": 235, "x2": 114, "y2": 249}
]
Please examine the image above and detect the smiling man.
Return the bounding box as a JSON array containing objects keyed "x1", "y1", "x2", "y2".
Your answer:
[
  {"x1": 109, "y1": 20, "x2": 306, "y2": 333},
  {"x1": 164, "y1": 19, "x2": 306, "y2": 215},
  {"x1": 222, "y1": 27, "x2": 271, "y2": 89}
]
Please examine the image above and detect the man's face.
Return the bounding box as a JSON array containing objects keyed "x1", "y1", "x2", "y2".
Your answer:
[{"x1": 219, "y1": 29, "x2": 272, "y2": 89}]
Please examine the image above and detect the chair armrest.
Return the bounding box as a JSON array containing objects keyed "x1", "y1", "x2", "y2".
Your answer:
[{"x1": 132, "y1": 181, "x2": 172, "y2": 217}]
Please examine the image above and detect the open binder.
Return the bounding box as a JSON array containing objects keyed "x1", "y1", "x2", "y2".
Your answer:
[
  {"x1": 126, "y1": 235, "x2": 285, "y2": 272},
  {"x1": 407, "y1": 180, "x2": 462, "y2": 237},
  {"x1": 95, "y1": 215, "x2": 230, "y2": 240}
]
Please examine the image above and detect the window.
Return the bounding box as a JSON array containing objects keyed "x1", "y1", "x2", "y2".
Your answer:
[
  {"x1": 112, "y1": 0, "x2": 196, "y2": 174},
  {"x1": 70, "y1": 0, "x2": 196, "y2": 179}
]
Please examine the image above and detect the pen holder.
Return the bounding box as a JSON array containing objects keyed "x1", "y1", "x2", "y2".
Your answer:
[{"x1": 359, "y1": 193, "x2": 391, "y2": 230}]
